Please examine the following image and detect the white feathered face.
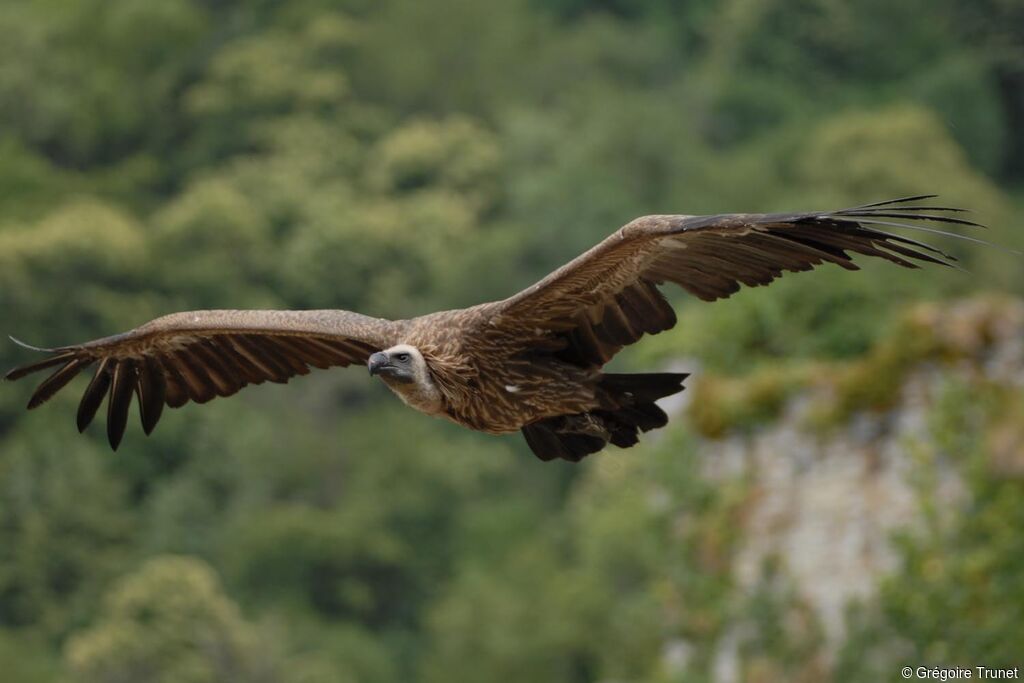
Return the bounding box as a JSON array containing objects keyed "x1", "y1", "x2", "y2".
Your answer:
[{"x1": 367, "y1": 344, "x2": 425, "y2": 385}]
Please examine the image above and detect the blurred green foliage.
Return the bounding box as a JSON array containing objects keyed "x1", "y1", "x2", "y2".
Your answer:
[
  {"x1": 66, "y1": 556, "x2": 284, "y2": 683},
  {"x1": 0, "y1": 0, "x2": 1021, "y2": 681}
]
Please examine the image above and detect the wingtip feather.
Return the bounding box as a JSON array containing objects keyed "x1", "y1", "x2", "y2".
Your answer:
[
  {"x1": 5, "y1": 351, "x2": 79, "y2": 382},
  {"x1": 8, "y1": 335, "x2": 58, "y2": 353},
  {"x1": 848, "y1": 194, "x2": 939, "y2": 210}
]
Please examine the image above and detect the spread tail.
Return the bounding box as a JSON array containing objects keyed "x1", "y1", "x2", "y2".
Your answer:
[{"x1": 521, "y1": 372, "x2": 688, "y2": 462}]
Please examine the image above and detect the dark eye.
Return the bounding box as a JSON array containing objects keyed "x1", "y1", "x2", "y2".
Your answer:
[{"x1": 396, "y1": 353, "x2": 410, "y2": 362}]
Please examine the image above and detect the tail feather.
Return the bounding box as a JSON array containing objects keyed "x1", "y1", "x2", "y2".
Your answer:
[
  {"x1": 602, "y1": 403, "x2": 668, "y2": 432},
  {"x1": 521, "y1": 372, "x2": 688, "y2": 462},
  {"x1": 521, "y1": 421, "x2": 566, "y2": 462},
  {"x1": 599, "y1": 372, "x2": 688, "y2": 404},
  {"x1": 521, "y1": 421, "x2": 605, "y2": 462}
]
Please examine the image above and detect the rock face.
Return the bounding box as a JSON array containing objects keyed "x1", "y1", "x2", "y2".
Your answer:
[
  {"x1": 692, "y1": 297, "x2": 1024, "y2": 664},
  {"x1": 705, "y1": 391, "x2": 961, "y2": 643}
]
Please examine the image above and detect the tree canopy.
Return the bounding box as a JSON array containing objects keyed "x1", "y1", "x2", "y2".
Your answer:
[{"x1": 0, "y1": 1, "x2": 1021, "y2": 681}]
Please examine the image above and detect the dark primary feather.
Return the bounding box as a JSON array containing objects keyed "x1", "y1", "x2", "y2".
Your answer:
[
  {"x1": 842, "y1": 194, "x2": 941, "y2": 209},
  {"x1": 135, "y1": 357, "x2": 166, "y2": 435},
  {"x1": 107, "y1": 359, "x2": 135, "y2": 451},
  {"x1": 77, "y1": 358, "x2": 111, "y2": 433},
  {"x1": 25, "y1": 357, "x2": 89, "y2": 409},
  {"x1": 4, "y1": 347, "x2": 75, "y2": 381}
]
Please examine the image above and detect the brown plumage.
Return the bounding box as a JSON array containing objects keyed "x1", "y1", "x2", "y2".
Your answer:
[{"x1": 5, "y1": 196, "x2": 984, "y2": 461}]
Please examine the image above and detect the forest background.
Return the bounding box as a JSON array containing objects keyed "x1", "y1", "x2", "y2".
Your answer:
[{"x1": 1, "y1": 1, "x2": 1022, "y2": 681}]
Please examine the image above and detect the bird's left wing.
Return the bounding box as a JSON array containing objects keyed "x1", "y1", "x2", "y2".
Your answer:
[
  {"x1": 485, "y1": 196, "x2": 981, "y2": 365},
  {"x1": 5, "y1": 309, "x2": 403, "y2": 449}
]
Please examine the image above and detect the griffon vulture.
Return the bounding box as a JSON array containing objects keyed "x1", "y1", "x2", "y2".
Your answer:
[{"x1": 5, "y1": 196, "x2": 983, "y2": 461}]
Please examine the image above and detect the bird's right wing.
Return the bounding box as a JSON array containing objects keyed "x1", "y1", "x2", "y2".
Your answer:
[{"x1": 5, "y1": 309, "x2": 404, "y2": 449}]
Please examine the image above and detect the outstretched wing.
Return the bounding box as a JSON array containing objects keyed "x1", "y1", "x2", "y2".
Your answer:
[
  {"x1": 5, "y1": 309, "x2": 403, "y2": 449},
  {"x1": 487, "y1": 196, "x2": 985, "y2": 366}
]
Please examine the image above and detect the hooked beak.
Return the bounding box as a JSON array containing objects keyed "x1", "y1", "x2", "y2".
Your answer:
[{"x1": 367, "y1": 352, "x2": 390, "y2": 376}]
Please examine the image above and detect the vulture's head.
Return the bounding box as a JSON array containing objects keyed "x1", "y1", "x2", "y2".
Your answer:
[{"x1": 367, "y1": 345, "x2": 425, "y2": 386}]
